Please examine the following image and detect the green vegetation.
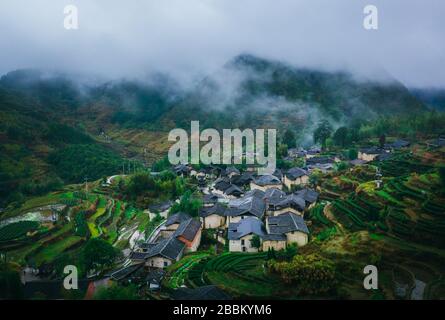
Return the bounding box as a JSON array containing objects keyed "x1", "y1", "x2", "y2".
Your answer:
[
  {"x1": 269, "y1": 254, "x2": 337, "y2": 295},
  {"x1": 250, "y1": 235, "x2": 261, "y2": 249},
  {"x1": 123, "y1": 171, "x2": 190, "y2": 207},
  {"x1": 308, "y1": 203, "x2": 331, "y2": 226},
  {"x1": 33, "y1": 236, "x2": 83, "y2": 266},
  {"x1": 49, "y1": 144, "x2": 123, "y2": 183},
  {"x1": 0, "y1": 263, "x2": 23, "y2": 299},
  {"x1": 170, "y1": 191, "x2": 202, "y2": 217},
  {"x1": 82, "y1": 238, "x2": 119, "y2": 273},
  {"x1": 94, "y1": 283, "x2": 139, "y2": 300},
  {"x1": 74, "y1": 211, "x2": 89, "y2": 237},
  {"x1": 282, "y1": 129, "x2": 297, "y2": 148},
  {"x1": 313, "y1": 120, "x2": 333, "y2": 150},
  {"x1": 0, "y1": 221, "x2": 40, "y2": 241},
  {"x1": 165, "y1": 253, "x2": 211, "y2": 289},
  {"x1": 1, "y1": 61, "x2": 445, "y2": 300}
]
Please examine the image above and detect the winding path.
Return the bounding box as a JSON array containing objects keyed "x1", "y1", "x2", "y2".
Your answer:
[{"x1": 323, "y1": 203, "x2": 346, "y2": 234}]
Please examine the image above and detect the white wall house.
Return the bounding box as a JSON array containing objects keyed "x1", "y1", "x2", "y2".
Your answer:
[{"x1": 283, "y1": 167, "x2": 309, "y2": 190}]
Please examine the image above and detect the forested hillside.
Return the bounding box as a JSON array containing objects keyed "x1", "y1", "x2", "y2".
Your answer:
[{"x1": 0, "y1": 54, "x2": 430, "y2": 207}]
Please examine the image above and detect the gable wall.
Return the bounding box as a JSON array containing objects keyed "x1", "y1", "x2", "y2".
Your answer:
[
  {"x1": 262, "y1": 240, "x2": 286, "y2": 251},
  {"x1": 286, "y1": 231, "x2": 308, "y2": 247},
  {"x1": 229, "y1": 234, "x2": 260, "y2": 253},
  {"x1": 283, "y1": 175, "x2": 309, "y2": 189},
  {"x1": 145, "y1": 256, "x2": 174, "y2": 269},
  {"x1": 201, "y1": 214, "x2": 226, "y2": 229}
]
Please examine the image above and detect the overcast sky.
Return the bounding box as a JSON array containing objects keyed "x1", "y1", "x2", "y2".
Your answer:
[{"x1": 0, "y1": 0, "x2": 444, "y2": 88}]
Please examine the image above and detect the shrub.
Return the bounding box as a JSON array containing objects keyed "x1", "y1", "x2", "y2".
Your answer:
[{"x1": 269, "y1": 254, "x2": 337, "y2": 295}]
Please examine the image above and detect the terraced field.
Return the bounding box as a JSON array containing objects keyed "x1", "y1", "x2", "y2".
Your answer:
[
  {"x1": 178, "y1": 252, "x2": 290, "y2": 298},
  {"x1": 327, "y1": 160, "x2": 445, "y2": 245},
  {"x1": 165, "y1": 253, "x2": 211, "y2": 289},
  {"x1": 0, "y1": 221, "x2": 40, "y2": 242},
  {"x1": 0, "y1": 181, "x2": 135, "y2": 270}
]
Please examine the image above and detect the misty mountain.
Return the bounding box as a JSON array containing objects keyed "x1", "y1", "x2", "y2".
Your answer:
[
  {"x1": 410, "y1": 88, "x2": 445, "y2": 112},
  {"x1": 0, "y1": 54, "x2": 426, "y2": 131},
  {"x1": 155, "y1": 54, "x2": 426, "y2": 132},
  {"x1": 0, "y1": 54, "x2": 433, "y2": 204}
]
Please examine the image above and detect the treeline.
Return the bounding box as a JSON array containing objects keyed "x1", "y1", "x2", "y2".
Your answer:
[
  {"x1": 49, "y1": 144, "x2": 123, "y2": 183},
  {"x1": 355, "y1": 111, "x2": 445, "y2": 140},
  {"x1": 122, "y1": 171, "x2": 192, "y2": 206},
  {"x1": 280, "y1": 111, "x2": 445, "y2": 152}
]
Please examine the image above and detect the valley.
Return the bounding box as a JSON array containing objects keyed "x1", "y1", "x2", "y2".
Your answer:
[{"x1": 0, "y1": 55, "x2": 444, "y2": 300}]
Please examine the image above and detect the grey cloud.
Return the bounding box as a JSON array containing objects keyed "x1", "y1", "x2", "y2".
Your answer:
[{"x1": 0, "y1": 0, "x2": 444, "y2": 87}]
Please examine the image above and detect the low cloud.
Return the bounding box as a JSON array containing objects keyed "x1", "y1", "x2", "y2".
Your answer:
[{"x1": 0, "y1": 0, "x2": 444, "y2": 88}]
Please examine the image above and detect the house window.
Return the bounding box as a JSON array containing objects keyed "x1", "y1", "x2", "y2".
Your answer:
[
  {"x1": 164, "y1": 261, "x2": 168, "y2": 267},
  {"x1": 241, "y1": 239, "x2": 245, "y2": 245}
]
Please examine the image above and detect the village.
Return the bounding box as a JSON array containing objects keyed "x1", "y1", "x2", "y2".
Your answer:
[
  {"x1": 101, "y1": 137, "x2": 424, "y2": 296},
  {"x1": 1, "y1": 133, "x2": 444, "y2": 300}
]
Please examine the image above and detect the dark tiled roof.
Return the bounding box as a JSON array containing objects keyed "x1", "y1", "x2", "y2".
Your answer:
[
  {"x1": 171, "y1": 285, "x2": 232, "y2": 300},
  {"x1": 263, "y1": 188, "x2": 286, "y2": 205},
  {"x1": 224, "y1": 184, "x2": 244, "y2": 196},
  {"x1": 231, "y1": 172, "x2": 254, "y2": 186},
  {"x1": 130, "y1": 251, "x2": 149, "y2": 260},
  {"x1": 173, "y1": 164, "x2": 191, "y2": 174},
  {"x1": 146, "y1": 269, "x2": 165, "y2": 284},
  {"x1": 226, "y1": 194, "x2": 266, "y2": 219},
  {"x1": 149, "y1": 200, "x2": 173, "y2": 212},
  {"x1": 276, "y1": 194, "x2": 306, "y2": 211},
  {"x1": 306, "y1": 157, "x2": 334, "y2": 165},
  {"x1": 267, "y1": 212, "x2": 309, "y2": 235},
  {"x1": 285, "y1": 167, "x2": 308, "y2": 180},
  {"x1": 138, "y1": 242, "x2": 155, "y2": 250},
  {"x1": 295, "y1": 188, "x2": 319, "y2": 204},
  {"x1": 244, "y1": 189, "x2": 266, "y2": 199},
  {"x1": 214, "y1": 177, "x2": 232, "y2": 192},
  {"x1": 428, "y1": 137, "x2": 445, "y2": 147},
  {"x1": 146, "y1": 237, "x2": 185, "y2": 260},
  {"x1": 307, "y1": 147, "x2": 321, "y2": 154},
  {"x1": 273, "y1": 169, "x2": 283, "y2": 180},
  {"x1": 165, "y1": 212, "x2": 191, "y2": 227},
  {"x1": 390, "y1": 140, "x2": 410, "y2": 149},
  {"x1": 228, "y1": 217, "x2": 265, "y2": 240},
  {"x1": 173, "y1": 218, "x2": 202, "y2": 242},
  {"x1": 359, "y1": 146, "x2": 385, "y2": 154},
  {"x1": 253, "y1": 174, "x2": 282, "y2": 186},
  {"x1": 110, "y1": 263, "x2": 143, "y2": 281},
  {"x1": 225, "y1": 166, "x2": 240, "y2": 175},
  {"x1": 200, "y1": 203, "x2": 227, "y2": 218},
  {"x1": 377, "y1": 153, "x2": 393, "y2": 161},
  {"x1": 202, "y1": 193, "x2": 223, "y2": 204},
  {"x1": 261, "y1": 233, "x2": 287, "y2": 241},
  {"x1": 350, "y1": 159, "x2": 367, "y2": 166}
]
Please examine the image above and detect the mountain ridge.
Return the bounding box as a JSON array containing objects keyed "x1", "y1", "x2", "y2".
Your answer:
[{"x1": 0, "y1": 54, "x2": 431, "y2": 205}]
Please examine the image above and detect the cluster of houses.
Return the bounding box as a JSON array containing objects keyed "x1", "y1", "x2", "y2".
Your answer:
[
  {"x1": 105, "y1": 210, "x2": 204, "y2": 291},
  {"x1": 21, "y1": 137, "x2": 434, "y2": 299},
  {"x1": 354, "y1": 140, "x2": 411, "y2": 164},
  {"x1": 126, "y1": 161, "x2": 320, "y2": 275},
  {"x1": 130, "y1": 212, "x2": 202, "y2": 269},
  {"x1": 124, "y1": 139, "x2": 416, "y2": 278},
  {"x1": 285, "y1": 140, "x2": 412, "y2": 170},
  {"x1": 202, "y1": 185, "x2": 318, "y2": 253}
]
